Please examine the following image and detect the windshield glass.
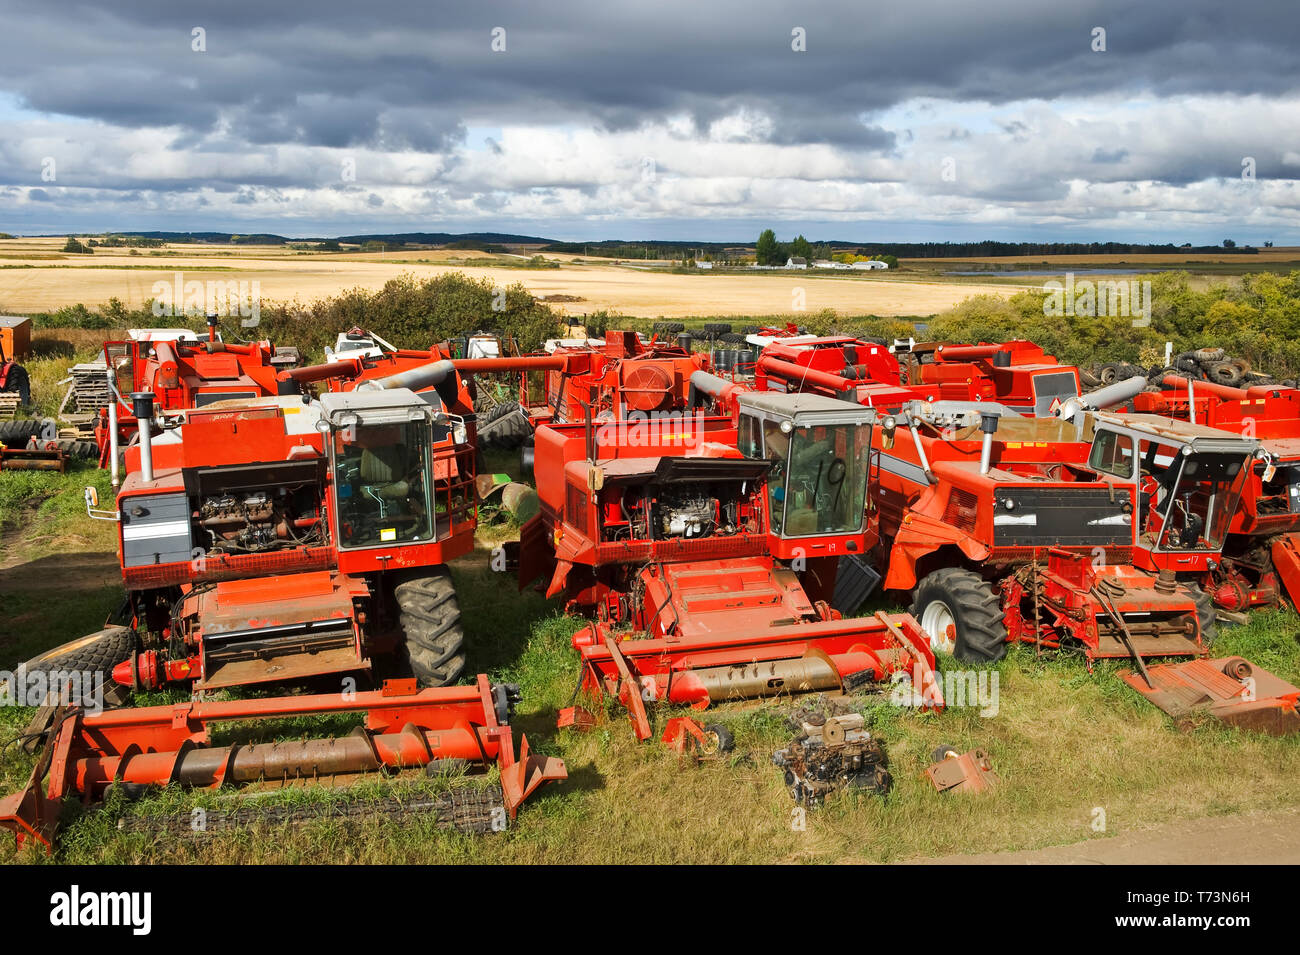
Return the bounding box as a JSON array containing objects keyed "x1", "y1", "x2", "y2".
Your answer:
[
  {"x1": 767, "y1": 419, "x2": 870, "y2": 537},
  {"x1": 333, "y1": 420, "x2": 434, "y2": 548},
  {"x1": 1157, "y1": 451, "x2": 1247, "y2": 551}
]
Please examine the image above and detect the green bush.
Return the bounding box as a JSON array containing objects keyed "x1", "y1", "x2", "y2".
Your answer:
[{"x1": 927, "y1": 271, "x2": 1300, "y2": 377}]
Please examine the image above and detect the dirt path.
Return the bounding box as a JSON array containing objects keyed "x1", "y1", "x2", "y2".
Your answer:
[{"x1": 906, "y1": 808, "x2": 1300, "y2": 864}]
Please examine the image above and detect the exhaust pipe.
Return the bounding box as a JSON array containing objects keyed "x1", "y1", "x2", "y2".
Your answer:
[
  {"x1": 107, "y1": 368, "x2": 120, "y2": 489},
  {"x1": 979, "y1": 411, "x2": 999, "y2": 474},
  {"x1": 131, "y1": 392, "x2": 156, "y2": 483},
  {"x1": 1054, "y1": 374, "x2": 1146, "y2": 421}
]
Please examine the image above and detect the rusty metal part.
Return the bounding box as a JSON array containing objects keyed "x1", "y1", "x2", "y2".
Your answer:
[
  {"x1": 1121, "y1": 656, "x2": 1300, "y2": 736},
  {"x1": 0, "y1": 446, "x2": 68, "y2": 471},
  {"x1": 925, "y1": 748, "x2": 1000, "y2": 794}
]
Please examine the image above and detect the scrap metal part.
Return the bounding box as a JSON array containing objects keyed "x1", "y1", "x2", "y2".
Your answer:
[
  {"x1": 771, "y1": 707, "x2": 890, "y2": 807},
  {"x1": 925, "y1": 746, "x2": 1000, "y2": 794},
  {"x1": 0, "y1": 675, "x2": 566, "y2": 852},
  {"x1": 1121, "y1": 656, "x2": 1300, "y2": 735}
]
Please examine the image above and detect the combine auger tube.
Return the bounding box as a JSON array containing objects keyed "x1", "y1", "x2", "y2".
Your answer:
[{"x1": 0, "y1": 675, "x2": 566, "y2": 853}]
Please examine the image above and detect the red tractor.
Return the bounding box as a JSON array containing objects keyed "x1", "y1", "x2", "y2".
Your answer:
[
  {"x1": 511, "y1": 369, "x2": 943, "y2": 740},
  {"x1": 1135, "y1": 375, "x2": 1300, "y2": 612}
]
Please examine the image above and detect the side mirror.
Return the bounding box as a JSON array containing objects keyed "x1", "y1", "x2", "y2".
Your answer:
[{"x1": 84, "y1": 486, "x2": 99, "y2": 509}]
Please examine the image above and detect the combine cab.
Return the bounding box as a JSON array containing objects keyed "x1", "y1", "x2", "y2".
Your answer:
[
  {"x1": 514, "y1": 380, "x2": 942, "y2": 739},
  {"x1": 1135, "y1": 375, "x2": 1300, "y2": 612}
]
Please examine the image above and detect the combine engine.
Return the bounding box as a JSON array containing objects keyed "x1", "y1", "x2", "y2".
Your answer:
[
  {"x1": 870, "y1": 399, "x2": 1258, "y2": 665},
  {"x1": 513, "y1": 372, "x2": 942, "y2": 740},
  {"x1": 1135, "y1": 375, "x2": 1300, "y2": 612}
]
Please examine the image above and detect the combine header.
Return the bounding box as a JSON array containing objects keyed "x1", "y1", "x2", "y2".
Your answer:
[
  {"x1": 514, "y1": 370, "x2": 942, "y2": 740},
  {"x1": 0, "y1": 675, "x2": 565, "y2": 851}
]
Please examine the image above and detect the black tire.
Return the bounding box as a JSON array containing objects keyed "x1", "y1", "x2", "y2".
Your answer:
[
  {"x1": 931, "y1": 744, "x2": 960, "y2": 763},
  {"x1": 0, "y1": 419, "x2": 41, "y2": 445},
  {"x1": 702, "y1": 322, "x2": 732, "y2": 336},
  {"x1": 741, "y1": 325, "x2": 760, "y2": 335},
  {"x1": 394, "y1": 568, "x2": 466, "y2": 687},
  {"x1": 1098, "y1": 362, "x2": 1120, "y2": 385},
  {"x1": 2, "y1": 365, "x2": 30, "y2": 407},
  {"x1": 478, "y1": 401, "x2": 530, "y2": 450},
  {"x1": 1194, "y1": 347, "x2": 1225, "y2": 364},
  {"x1": 701, "y1": 723, "x2": 735, "y2": 754},
  {"x1": 1188, "y1": 583, "x2": 1217, "y2": 649},
  {"x1": 909, "y1": 567, "x2": 1007, "y2": 663},
  {"x1": 1207, "y1": 361, "x2": 1243, "y2": 386},
  {"x1": 719, "y1": 332, "x2": 744, "y2": 344},
  {"x1": 18, "y1": 626, "x2": 135, "y2": 687}
]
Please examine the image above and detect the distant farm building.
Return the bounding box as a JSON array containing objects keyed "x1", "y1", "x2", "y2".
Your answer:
[
  {"x1": 852, "y1": 259, "x2": 889, "y2": 270},
  {"x1": 785, "y1": 256, "x2": 808, "y2": 269}
]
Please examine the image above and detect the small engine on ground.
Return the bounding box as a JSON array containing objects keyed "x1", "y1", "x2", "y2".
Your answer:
[{"x1": 772, "y1": 700, "x2": 891, "y2": 806}]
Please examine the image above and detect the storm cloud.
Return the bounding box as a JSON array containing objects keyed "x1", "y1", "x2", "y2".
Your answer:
[{"x1": 0, "y1": 0, "x2": 1296, "y2": 241}]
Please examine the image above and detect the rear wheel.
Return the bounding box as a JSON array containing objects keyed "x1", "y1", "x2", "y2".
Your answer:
[
  {"x1": 394, "y1": 567, "x2": 466, "y2": 687},
  {"x1": 910, "y1": 568, "x2": 1007, "y2": 663}
]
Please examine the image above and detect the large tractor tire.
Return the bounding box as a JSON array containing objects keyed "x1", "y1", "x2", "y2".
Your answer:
[
  {"x1": 1, "y1": 365, "x2": 30, "y2": 408},
  {"x1": 0, "y1": 418, "x2": 41, "y2": 446},
  {"x1": 394, "y1": 567, "x2": 466, "y2": 687},
  {"x1": 910, "y1": 568, "x2": 1007, "y2": 663},
  {"x1": 17, "y1": 626, "x2": 135, "y2": 687},
  {"x1": 479, "y1": 400, "x2": 530, "y2": 450}
]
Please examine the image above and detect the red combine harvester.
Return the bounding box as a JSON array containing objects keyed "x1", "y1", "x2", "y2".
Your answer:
[
  {"x1": 857, "y1": 396, "x2": 1258, "y2": 665},
  {"x1": 1135, "y1": 375, "x2": 1300, "y2": 612},
  {"x1": 518, "y1": 330, "x2": 709, "y2": 429},
  {"x1": 93, "y1": 319, "x2": 300, "y2": 473},
  {"x1": 512, "y1": 370, "x2": 943, "y2": 740},
  {"x1": 753, "y1": 336, "x2": 1084, "y2": 417},
  {"x1": 88, "y1": 359, "x2": 485, "y2": 693}
]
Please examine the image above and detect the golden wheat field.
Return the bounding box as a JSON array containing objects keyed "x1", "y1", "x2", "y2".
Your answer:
[{"x1": 0, "y1": 236, "x2": 1029, "y2": 317}]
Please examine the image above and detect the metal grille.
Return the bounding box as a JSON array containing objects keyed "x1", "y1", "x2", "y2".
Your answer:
[{"x1": 123, "y1": 545, "x2": 334, "y2": 590}]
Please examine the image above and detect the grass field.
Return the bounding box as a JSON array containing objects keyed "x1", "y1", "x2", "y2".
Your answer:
[{"x1": 1, "y1": 457, "x2": 1298, "y2": 865}]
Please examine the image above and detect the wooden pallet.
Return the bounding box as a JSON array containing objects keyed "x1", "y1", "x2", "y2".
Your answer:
[{"x1": 0, "y1": 394, "x2": 18, "y2": 420}]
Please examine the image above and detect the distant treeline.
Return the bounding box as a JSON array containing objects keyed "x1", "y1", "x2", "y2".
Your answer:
[
  {"x1": 854, "y1": 241, "x2": 1261, "y2": 258},
  {"x1": 542, "y1": 239, "x2": 1263, "y2": 259}
]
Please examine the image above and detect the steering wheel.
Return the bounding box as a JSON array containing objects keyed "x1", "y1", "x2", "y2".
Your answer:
[{"x1": 827, "y1": 457, "x2": 847, "y2": 487}]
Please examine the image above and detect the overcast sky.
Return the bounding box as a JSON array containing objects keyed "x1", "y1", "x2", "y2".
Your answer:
[{"x1": 1, "y1": 0, "x2": 1297, "y2": 243}]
